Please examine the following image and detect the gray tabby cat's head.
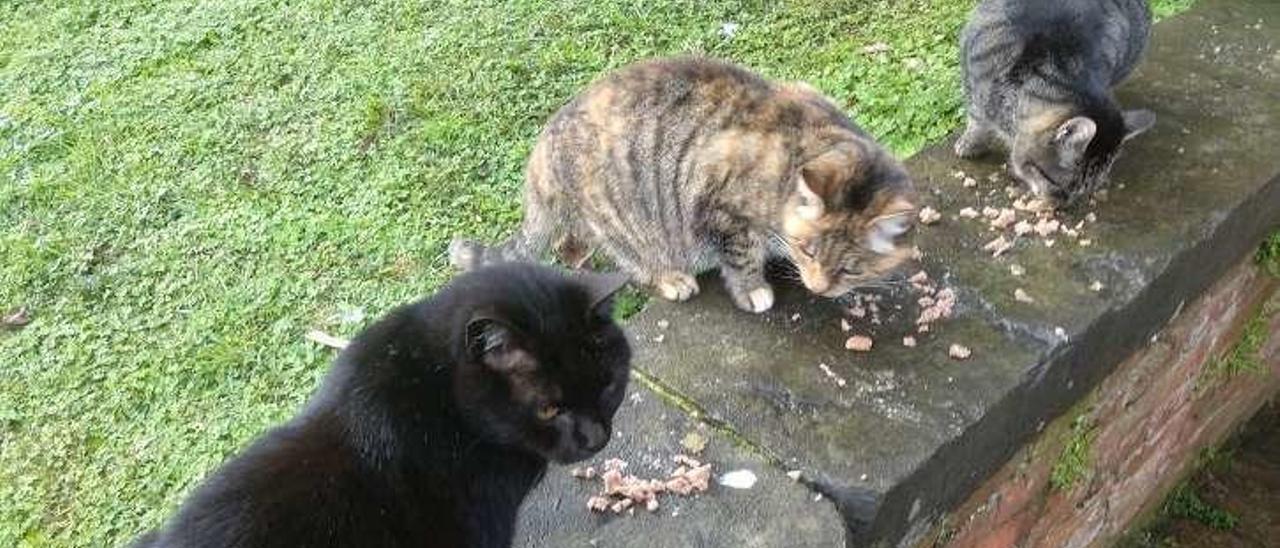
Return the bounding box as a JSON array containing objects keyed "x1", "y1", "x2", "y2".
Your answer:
[
  {"x1": 1011, "y1": 107, "x2": 1155, "y2": 207},
  {"x1": 781, "y1": 142, "x2": 917, "y2": 298}
]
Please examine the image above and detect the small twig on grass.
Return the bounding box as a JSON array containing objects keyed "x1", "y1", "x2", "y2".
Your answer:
[
  {"x1": 305, "y1": 330, "x2": 349, "y2": 350},
  {"x1": 2, "y1": 306, "x2": 31, "y2": 329}
]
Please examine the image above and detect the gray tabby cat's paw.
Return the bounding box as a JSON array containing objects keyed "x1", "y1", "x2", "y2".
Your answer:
[
  {"x1": 953, "y1": 135, "x2": 988, "y2": 159},
  {"x1": 729, "y1": 284, "x2": 774, "y2": 313},
  {"x1": 654, "y1": 271, "x2": 699, "y2": 302},
  {"x1": 448, "y1": 239, "x2": 484, "y2": 271}
]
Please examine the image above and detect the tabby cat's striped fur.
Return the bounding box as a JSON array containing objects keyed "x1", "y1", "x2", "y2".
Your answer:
[
  {"x1": 451, "y1": 57, "x2": 917, "y2": 313},
  {"x1": 958, "y1": 0, "x2": 1157, "y2": 207}
]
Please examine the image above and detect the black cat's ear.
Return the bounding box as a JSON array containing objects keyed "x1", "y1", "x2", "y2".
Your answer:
[
  {"x1": 465, "y1": 316, "x2": 535, "y2": 373},
  {"x1": 1122, "y1": 109, "x2": 1156, "y2": 142},
  {"x1": 576, "y1": 271, "x2": 630, "y2": 316}
]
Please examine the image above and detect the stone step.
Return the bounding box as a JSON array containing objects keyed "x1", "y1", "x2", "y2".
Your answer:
[{"x1": 516, "y1": 0, "x2": 1280, "y2": 545}]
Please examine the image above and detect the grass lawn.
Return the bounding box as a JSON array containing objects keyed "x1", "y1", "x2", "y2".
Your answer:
[{"x1": 0, "y1": 0, "x2": 1195, "y2": 544}]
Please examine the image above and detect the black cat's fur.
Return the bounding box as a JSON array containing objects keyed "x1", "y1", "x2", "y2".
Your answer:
[{"x1": 133, "y1": 264, "x2": 632, "y2": 548}]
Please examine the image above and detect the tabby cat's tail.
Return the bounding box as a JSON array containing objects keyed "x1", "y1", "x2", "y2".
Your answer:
[{"x1": 448, "y1": 230, "x2": 547, "y2": 271}]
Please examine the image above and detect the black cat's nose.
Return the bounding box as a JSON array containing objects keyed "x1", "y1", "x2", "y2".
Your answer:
[{"x1": 575, "y1": 420, "x2": 610, "y2": 452}]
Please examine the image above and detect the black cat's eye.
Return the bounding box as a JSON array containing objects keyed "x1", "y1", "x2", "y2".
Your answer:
[
  {"x1": 798, "y1": 241, "x2": 818, "y2": 258},
  {"x1": 536, "y1": 403, "x2": 561, "y2": 421}
]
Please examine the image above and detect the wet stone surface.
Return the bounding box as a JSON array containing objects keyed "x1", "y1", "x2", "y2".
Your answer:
[
  {"x1": 517, "y1": 1, "x2": 1280, "y2": 546},
  {"x1": 513, "y1": 382, "x2": 845, "y2": 547}
]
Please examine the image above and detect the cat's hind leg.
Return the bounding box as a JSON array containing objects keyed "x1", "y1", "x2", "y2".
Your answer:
[{"x1": 954, "y1": 116, "x2": 997, "y2": 159}]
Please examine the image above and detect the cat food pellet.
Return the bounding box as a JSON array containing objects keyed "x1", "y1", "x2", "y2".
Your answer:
[
  {"x1": 657, "y1": 319, "x2": 670, "y2": 329},
  {"x1": 990, "y1": 208, "x2": 1017, "y2": 230},
  {"x1": 818, "y1": 363, "x2": 848, "y2": 387},
  {"x1": 963, "y1": 177, "x2": 978, "y2": 188},
  {"x1": 1033, "y1": 219, "x2": 1060, "y2": 236},
  {"x1": 786, "y1": 470, "x2": 802, "y2": 481},
  {"x1": 959, "y1": 207, "x2": 980, "y2": 219},
  {"x1": 1014, "y1": 288, "x2": 1035, "y2": 303},
  {"x1": 918, "y1": 206, "x2": 942, "y2": 225},
  {"x1": 840, "y1": 318, "x2": 852, "y2": 332},
  {"x1": 646, "y1": 498, "x2": 660, "y2": 512},
  {"x1": 1085, "y1": 212, "x2": 1098, "y2": 223},
  {"x1": 1044, "y1": 239, "x2": 1056, "y2": 248},
  {"x1": 902, "y1": 336, "x2": 917, "y2": 348},
  {"x1": 1078, "y1": 239, "x2": 1093, "y2": 247},
  {"x1": 1013, "y1": 220, "x2": 1034, "y2": 238},
  {"x1": 1010, "y1": 264, "x2": 1026, "y2": 276},
  {"x1": 652, "y1": 334, "x2": 666, "y2": 343},
  {"x1": 845, "y1": 335, "x2": 874, "y2": 352},
  {"x1": 983, "y1": 235, "x2": 1014, "y2": 257},
  {"x1": 587, "y1": 496, "x2": 611, "y2": 512},
  {"x1": 982, "y1": 206, "x2": 1000, "y2": 219},
  {"x1": 949, "y1": 344, "x2": 972, "y2": 360},
  {"x1": 1089, "y1": 281, "x2": 1105, "y2": 292},
  {"x1": 951, "y1": 169, "x2": 967, "y2": 179}
]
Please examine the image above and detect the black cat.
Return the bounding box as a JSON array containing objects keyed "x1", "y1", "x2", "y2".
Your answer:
[{"x1": 134, "y1": 264, "x2": 632, "y2": 548}]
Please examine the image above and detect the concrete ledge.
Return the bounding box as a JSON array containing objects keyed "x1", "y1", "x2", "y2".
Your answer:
[{"x1": 517, "y1": 1, "x2": 1280, "y2": 545}]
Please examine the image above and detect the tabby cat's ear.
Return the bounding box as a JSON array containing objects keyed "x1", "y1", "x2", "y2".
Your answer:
[
  {"x1": 794, "y1": 174, "x2": 827, "y2": 220},
  {"x1": 1122, "y1": 109, "x2": 1156, "y2": 142},
  {"x1": 576, "y1": 271, "x2": 631, "y2": 315},
  {"x1": 866, "y1": 198, "x2": 915, "y2": 254},
  {"x1": 465, "y1": 316, "x2": 535, "y2": 373},
  {"x1": 797, "y1": 149, "x2": 857, "y2": 219},
  {"x1": 1053, "y1": 116, "x2": 1097, "y2": 159}
]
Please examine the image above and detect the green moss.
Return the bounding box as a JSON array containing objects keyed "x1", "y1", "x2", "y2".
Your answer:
[
  {"x1": 1202, "y1": 305, "x2": 1270, "y2": 385},
  {"x1": 1257, "y1": 230, "x2": 1280, "y2": 277},
  {"x1": 1165, "y1": 484, "x2": 1238, "y2": 531},
  {"x1": 1050, "y1": 414, "x2": 1097, "y2": 491},
  {"x1": 629, "y1": 369, "x2": 784, "y2": 466},
  {"x1": 611, "y1": 287, "x2": 650, "y2": 322}
]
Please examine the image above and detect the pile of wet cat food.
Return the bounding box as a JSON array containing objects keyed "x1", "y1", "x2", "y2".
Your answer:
[
  {"x1": 572, "y1": 455, "x2": 712, "y2": 515},
  {"x1": 944, "y1": 169, "x2": 1103, "y2": 262},
  {"x1": 837, "y1": 267, "x2": 967, "y2": 362}
]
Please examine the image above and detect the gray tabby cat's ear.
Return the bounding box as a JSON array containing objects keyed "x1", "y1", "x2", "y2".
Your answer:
[
  {"x1": 1053, "y1": 116, "x2": 1097, "y2": 158},
  {"x1": 794, "y1": 175, "x2": 826, "y2": 220},
  {"x1": 465, "y1": 317, "x2": 535, "y2": 373},
  {"x1": 1122, "y1": 109, "x2": 1156, "y2": 142},
  {"x1": 576, "y1": 271, "x2": 631, "y2": 312}
]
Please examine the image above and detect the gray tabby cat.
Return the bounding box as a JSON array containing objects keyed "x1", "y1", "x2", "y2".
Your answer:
[
  {"x1": 451, "y1": 57, "x2": 917, "y2": 313},
  {"x1": 957, "y1": 0, "x2": 1157, "y2": 207}
]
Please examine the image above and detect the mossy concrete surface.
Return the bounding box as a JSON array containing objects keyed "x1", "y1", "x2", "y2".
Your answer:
[{"x1": 567, "y1": 1, "x2": 1280, "y2": 546}]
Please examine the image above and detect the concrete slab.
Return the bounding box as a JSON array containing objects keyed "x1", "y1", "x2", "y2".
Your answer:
[
  {"x1": 588, "y1": 1, "x2": 1280, "y2": 546},
  {"x1": 513, "y1": 381, "x2": 846, "y2": 547}
]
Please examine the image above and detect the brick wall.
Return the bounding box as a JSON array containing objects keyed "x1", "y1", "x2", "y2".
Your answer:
[{"x1": 924, "y1": 260, "x2": 1280, "y2": 548}]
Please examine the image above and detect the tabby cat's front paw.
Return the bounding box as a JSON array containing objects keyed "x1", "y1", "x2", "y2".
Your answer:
[
  {"x1": 953, "y1": 125, "x2": 991, "y2": 159},
  {"x1": 729, "y1": 284, "x2": 774, "y2": 313},
  {"x1": 654, "y1": 271, "x2": 699, "y2": 302}
]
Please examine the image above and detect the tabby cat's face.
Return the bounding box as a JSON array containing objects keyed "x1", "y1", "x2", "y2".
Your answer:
[
  {"x1": 454, "y1": 268, "x2": 631, "y2": 464},
  {"x1": 783, "y1": 209, "x2": 914, "y2": 298},
  {"x1": 780, "y1": 146, "x2": 916, "y2": 298}
]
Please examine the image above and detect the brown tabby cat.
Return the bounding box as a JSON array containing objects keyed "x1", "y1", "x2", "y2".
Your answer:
[{"x1": 451, "y1": 57, "x2": 917, "y2": 313}]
